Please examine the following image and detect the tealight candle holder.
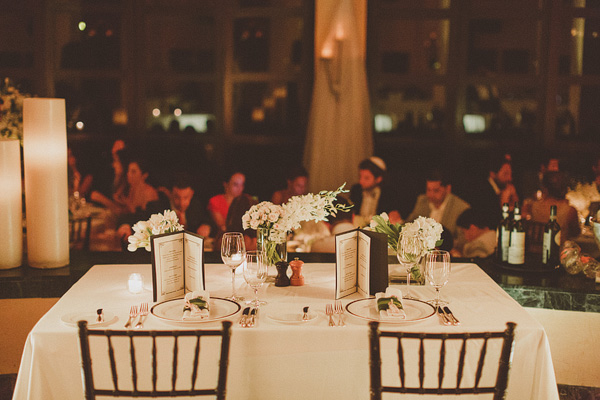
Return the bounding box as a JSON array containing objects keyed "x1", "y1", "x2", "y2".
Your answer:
[{"x1": 128, "y1": 273, "x2": 144, "y2": 294}]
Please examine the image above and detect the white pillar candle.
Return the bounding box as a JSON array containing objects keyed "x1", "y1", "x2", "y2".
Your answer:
[
  {"x1": 23, "y1": 98, "x2": 70, "y2": 269},
  {"x1": 0, "y1": 139, "x2": 23, "y2": 269}
]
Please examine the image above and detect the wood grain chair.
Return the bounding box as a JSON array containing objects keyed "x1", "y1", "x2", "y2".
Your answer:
[
  {"x1": 369, "y1": 321, "x2": 516, "y2": 400},
  {"x1": 77, "y1": 320, "x2": 232, "y2": 399}
]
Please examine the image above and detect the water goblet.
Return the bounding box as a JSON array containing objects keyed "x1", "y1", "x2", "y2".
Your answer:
[
  {"x1": 424, "y1": 250, "x2": 451, "y2": 308},
  {"x1": 397, "y1": 231, "x2": 422, "y2": 299},
  {"x1": 221, "y1": 232, "x2": 246, "y2": 302},
  {"x1": 243, "y1": 251, "x2": 268, "y2": 307}
]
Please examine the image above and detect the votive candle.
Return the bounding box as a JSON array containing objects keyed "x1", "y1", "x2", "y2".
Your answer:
[
  {"x1": 23, "y1": 98, "x2": 69, "y2": 269},
  {"x1": 0, "y1": 138, "x2": 23, "y2": 269},
  {"x1": 128, "y1": 273, "x2": 144, "y2": 294}
]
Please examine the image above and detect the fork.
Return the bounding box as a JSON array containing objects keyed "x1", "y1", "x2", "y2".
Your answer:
[
  {"x1": 135, "y1": 303, "x2": 149, "y2": 329},
  {"x1": 325, "y1": 304, "x2": 335, "y2": 327},
  {"x1": 334, "y1": 301, "x2": 345, "y2": 327},
  {"x1": 124, "y1": 305, "x2": 138, "y2": 329}
]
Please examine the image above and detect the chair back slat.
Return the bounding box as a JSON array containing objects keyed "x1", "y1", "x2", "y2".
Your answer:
[
  {"x1": 106, "y1": 334, "x2": 119, "y2": 391},
  {"x1": 438, "y1": 337, "x2": 446, "y2": 391},
  {"x1": 77, "y1": 320, "x2": 232, "y2": 399},
  {"x1": 474, "y1": 336, "x2": 490, "y2": 391},
  {"x1": 369, "y1": 321, "x2": 516, "y2": 399},
  {"x1": 129, "y1": 336, "x2": 138, "y2": 393}
]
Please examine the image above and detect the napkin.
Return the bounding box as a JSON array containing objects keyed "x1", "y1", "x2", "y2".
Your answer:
[
  {"x1": 183, "y1": 290, "x2": 210, "y2": 320},
  {"x1": 375, "y1": 287, "x2": 406, "y2": 321}
]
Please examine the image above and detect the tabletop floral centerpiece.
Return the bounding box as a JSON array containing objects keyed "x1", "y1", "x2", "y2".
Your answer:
[
  {"x1": 1, "y1": 78, "x2": 30, "y2": 143},
  {"x1": 242, "y1": 183, "x2": 351, "y2": 267},
  {"x1": 369, "y1": 213, "x2": 443, "y2": 284},
  {"x1": 127, "y1": 209, "x2": 184, "y2": 252}
]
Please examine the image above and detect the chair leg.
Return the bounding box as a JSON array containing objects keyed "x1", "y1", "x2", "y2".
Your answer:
[{"x1": 369, "y1": 321, "x2": 382, "y2": 400}]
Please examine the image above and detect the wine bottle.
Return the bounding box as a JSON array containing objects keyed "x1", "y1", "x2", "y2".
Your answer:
[
  {"x1": 508, "y1": 202, "x2": 525, "y2": 265},
  {"x1": 542, "y1": 205, "x2": 561, "y2": 267},
  {"x1": 496, "y1": 203, "x2": 510, "y2": 262}
]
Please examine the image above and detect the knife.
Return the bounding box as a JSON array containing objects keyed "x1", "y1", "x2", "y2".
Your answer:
[
  {"x1": 437, "y1": 307, "x2": 451, "y2": 325},
  {"x1": 443, "y1": 306, "x2": 460, "y2": 325},
  {"x1": 302, "y1": 306, "x2": 310, "y2": 322},
  {"x1": 248, "y1": 308, "x2": 257, "y2": 327},
  {"x1": 239, "y1": 307, "x2": 250, "y2": 327}
]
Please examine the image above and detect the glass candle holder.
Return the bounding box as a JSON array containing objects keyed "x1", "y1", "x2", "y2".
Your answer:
[{"x1": 128, "y1": 273, "x2": 144, "y2": 294}]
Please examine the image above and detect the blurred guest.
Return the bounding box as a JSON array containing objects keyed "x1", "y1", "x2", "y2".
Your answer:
[
  {"x1": 451, "y1": 209, "x2": 496, "y2": 259},
  {"x1": 216, "y1": 193, "x2": 259, "y2": 251},
  {"x1": 67, "y1": 147, "x2": 93, "y2": 198},
  {"x1": 406, "y1": 169, "x2": 470, "y2": 241},
  {"x1": 350, "y1": 157, "x2": 401, "y2": 226},
  {"x1": 169, "y1": 173, "x2": 213, "y2": 238},
  {"x1": 89, "y1": 139, "x2": 127, "y2": 207},
  {"x1": 528, "y1": 171, "x2": 580, "y2": 244},
  {"x1": 208, "y1": 171, "x2": 248, "y2": 235},
  {"x1": 593, "y1": 157, "x2": 600, "y2": 190},
  {"x1": 271, "y1": 166, "x2": 309, "y2": 205}
]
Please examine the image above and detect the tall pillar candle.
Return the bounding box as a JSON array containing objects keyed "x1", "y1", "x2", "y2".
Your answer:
[
  {"x1": 23, "y1": 98, "x2": 70, "y2": 268},
  {"x1": 0, "y1": 138, "x2": 23, "y2": 269}
]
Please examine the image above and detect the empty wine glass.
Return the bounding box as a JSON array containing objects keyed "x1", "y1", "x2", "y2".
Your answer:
[
  {"x1": 221, "y1": 232, "x2": 246, "y2": 302},
  {"x1": 397, "y1": 231, "x2": 422, "y2": 299},
  {"x1": 424, "y1": 250, "x2": 451, "y2": 308},
  {"x1": 243, "y1": 251, "x2": 268, "y2": 307}
]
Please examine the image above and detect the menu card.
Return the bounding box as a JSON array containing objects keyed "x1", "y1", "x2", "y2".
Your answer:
[
  {"x1": 150, "y1": 231, "x2": 205, "y2": 302},
  {"x1": 335, "y1": 228, "x2": 388, "y2": 299}
]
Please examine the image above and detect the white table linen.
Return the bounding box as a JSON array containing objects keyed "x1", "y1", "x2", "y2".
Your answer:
[{"x1": 13, "y1": 262, "x2": 559, "y2": 400}]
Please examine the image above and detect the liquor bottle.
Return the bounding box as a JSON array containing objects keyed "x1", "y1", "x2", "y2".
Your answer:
[
  {"x1": 542, "y1": 205, "x2": 561, "y2": 267},
  {"x1": 508, "y1": 202, "x2": 525, "y2": 265},
  {"x1": 496, "y1": 203, "x2": 510, "y2": 262}
]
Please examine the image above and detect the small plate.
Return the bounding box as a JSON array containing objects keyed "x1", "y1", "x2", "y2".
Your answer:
[
  {"x1": 151, "y1": 297, "x2": 241, "y2": 324},
  {"x1": 61, "y1": 311, "x2": 116, "y2": 327},
  {"x1": 267, "y1": 311, "x2": 318, "y2": 324},
  {"x1": 345, "y1": 298, "x2": 435, "y2": 324}
]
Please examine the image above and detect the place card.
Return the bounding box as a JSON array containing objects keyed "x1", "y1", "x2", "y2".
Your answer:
[
  {"x1": 334, "y1": 228, "x2": 388, "y2": 299},
  {"x1": 150, "y1": 231, "x2": 205, "y2": 302}
]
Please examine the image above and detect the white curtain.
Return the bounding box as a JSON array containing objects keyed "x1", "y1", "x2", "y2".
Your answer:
[{"x1": 303, "y1": 0, "x2": 373, "y2": 193}]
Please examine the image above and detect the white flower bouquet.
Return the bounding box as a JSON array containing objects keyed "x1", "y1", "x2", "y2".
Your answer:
[{"x1": 127, "y1": 210, "x2": 184, "y2": 252}]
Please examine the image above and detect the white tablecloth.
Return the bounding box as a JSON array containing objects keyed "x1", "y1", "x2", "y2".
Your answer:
[{"x1": 13, "y1": 262, "x2": 559, "y2": 400}]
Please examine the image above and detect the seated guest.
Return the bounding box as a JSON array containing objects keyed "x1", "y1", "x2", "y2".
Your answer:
[
  {"x1": 67, "y1": 147, "x2": 94, "y2": 198},
  {"x1": 271, "y1": 166, "x2": 309, "y2": 205},
  {"x1": 451, "y1": 209, "x2": 496, "y2": 259},
  {"x1": 169, "y1": 173, "x2": 213, "y2": 238},
  {"x1": 406, "y1": 169, "x2": 470, "y2": 241},
  {"x1": 528, "y1": 171, "x2": 580, "y2": 244},
  {"x1": 467, "y1": 153, "x2": 519, "y2": 220},
  {"x1": 310, "y1": 199, "x2": 355, "y2": 253},
  {"x1": 350, "y1": 157, "x2": 401, "y2": 227},
  {"x1": 216, "y1": 193, "x2": 259, "y2": 251},
  {"x1": 207, "y1": 171, "x2": 248, "y2": 235}
]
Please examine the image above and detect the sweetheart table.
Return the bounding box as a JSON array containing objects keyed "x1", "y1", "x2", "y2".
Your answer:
[{"x1": 12, "y1": 262, "x2": 559, "y2": 400}]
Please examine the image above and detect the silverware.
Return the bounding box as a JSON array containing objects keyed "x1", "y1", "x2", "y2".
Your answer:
[
  {"x1": 96, "y1": 308, "x2": 104, "y2": 323},
  {"x1": 124, "y1": 305, "x2": 137, "y2": 329},
  {"x1": 326, "y1": 304, "x2": 335, "y2": 327},
  {"x1": 239, "y1": 307, "x2": 250, "y2": 327},
  {"x1": 302, "y1": 306, "x2": 310, "y2": 321},
  {"x1": 334, "y1": 301, "x2": 345, "y2": 327},
  {"x1": 248, "y1": 308, "x2": 257, "y2": 327},
  {"x1": 135, "y1": 303, "x2": 148, "y2": 329},
  {"x1": 437, "y1": 307, "x2": 451, "y2": 325},
  {"x1": 443, "y1": 306, "x2": 460, "y2": 325}
]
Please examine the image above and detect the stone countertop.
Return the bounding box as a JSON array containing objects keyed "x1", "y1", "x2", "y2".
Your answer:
[{"x1": 1, "y1": 250, "x2": 598, "y2": 313}]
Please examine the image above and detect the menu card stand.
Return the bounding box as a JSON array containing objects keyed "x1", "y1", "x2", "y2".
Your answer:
[
  {"x1": 150, "y1": 231, "x2": 205, "y2": 302},
  {"x1": 335, "y1": 229, "x2": 388, "y2": 299}
]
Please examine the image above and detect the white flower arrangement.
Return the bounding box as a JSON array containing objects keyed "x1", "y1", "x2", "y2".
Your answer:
[
  {"x1": 369, "y1": 213, "x2": 443, "y2": 255},
  {"x1": 127, "y1": 210, "x2": 184, "y2": 252},
  {"x1": 0, "y1": 78, "x2": 30, "y2": 143},
  {"x1": 241, "y1": 183, "x2": 351, "y2": 237}
]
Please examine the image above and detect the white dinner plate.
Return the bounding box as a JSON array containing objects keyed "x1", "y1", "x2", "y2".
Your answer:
[
  {"x1": 61, "y1": 310, "x2": 116, "y2": 327},
  {"x1": 267, "y1": 311, "x2": 318, "y2": 324},
  {"x1": 345, "y1": 298, "x2": 435, "y2": 324},
  {"x1": 150, "y1": 297, "x2": 241, "y2": 324}
]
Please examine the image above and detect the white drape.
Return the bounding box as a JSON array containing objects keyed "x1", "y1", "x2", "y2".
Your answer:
[{"x1": 304, "y1": 0, "x2": 373, "y2": 193}]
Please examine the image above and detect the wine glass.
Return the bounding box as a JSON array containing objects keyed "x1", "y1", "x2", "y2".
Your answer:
[
  {"x1": 397, "y1": 231, "x2": 422, "y2": 299},
  {"x1": 243, "y1": 251, "x2": 268, "y2": 307},
  {"x1": 221, "y1": 232, "x2": 246, "y2": 302},
  {"x1": 424, "y1": 250, "x2": 451, "y2": 308}
]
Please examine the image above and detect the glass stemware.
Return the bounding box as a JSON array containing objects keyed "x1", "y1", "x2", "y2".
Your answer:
[
  {"x1": 424, "y1": 250, "x2": 451, "y2": 308},
  {"x1": 243, "y1": 251, "x2": 268, "y2": 307},
  {"x1": 221, "y1": 232, "x2": 246, "y2": 302},
  {"x1": 397, "y1": 231, "x2": 422, "y2": 299}
]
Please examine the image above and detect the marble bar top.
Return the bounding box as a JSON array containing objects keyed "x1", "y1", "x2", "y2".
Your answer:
[{"x1": 1, "y1": 250, "x2": 599, "y2": 313}]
